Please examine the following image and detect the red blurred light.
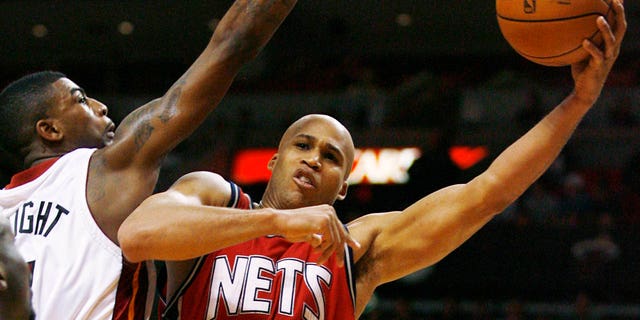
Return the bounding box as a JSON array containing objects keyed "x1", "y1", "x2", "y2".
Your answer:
[
  {"x1": 231, "y1": 149, "x2": 276, "y2": 184},
  {"x1": 448, "y1": 146, "x2": 488, "y2": 170}
]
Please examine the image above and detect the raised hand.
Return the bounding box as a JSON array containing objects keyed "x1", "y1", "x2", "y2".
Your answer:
[{"x1": 571, "y1": 0, "x2": 626, "y2": 105}]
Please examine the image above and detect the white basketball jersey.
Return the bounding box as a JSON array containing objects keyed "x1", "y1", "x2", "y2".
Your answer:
[{"x1": 0, "y1": 148, "x2": 150, "y2": 320}]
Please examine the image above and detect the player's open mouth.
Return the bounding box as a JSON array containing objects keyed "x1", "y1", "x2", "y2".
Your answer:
[
  {"x1": 293, "y1": 170, "x2": 316, "y2": 189},
  {"x1": 105, "y1": 123, "x2": 116, "y2": 139}
]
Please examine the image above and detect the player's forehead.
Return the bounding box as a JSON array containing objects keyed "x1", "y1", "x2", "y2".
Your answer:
[
  {"x1": 287, "y1": 116, "x2": 348, "y2": 143},
  {"x1": 40, "y1": 78, "x2": 87, "y2": 117},
  {"x1": 50, "y1": 78, "x2": 85, "y2": 101},
  {"x1": 282, "y1": 115, "x2": 355, "y2": 159},
  {"x1": 52, "y1": 77, "x2": 80, "y2": 91}
]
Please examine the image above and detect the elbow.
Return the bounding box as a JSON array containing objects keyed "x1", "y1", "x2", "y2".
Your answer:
[
  {"x1": 225, "y1": 38, "x2": 262, "y2": 64},
  {"x1": 117, "y1": 221, "x2": 153, "y2": 263},
  {"x1": 475, "y1": 174, "x2": 519, "y2": 216},
  {"x1": 208, "y1": 37, "x2": 261, "y2": 67}
]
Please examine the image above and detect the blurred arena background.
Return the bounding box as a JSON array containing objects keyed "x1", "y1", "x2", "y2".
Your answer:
[{"x1": 1, "y1": 1, "x2": 639, "y2": 318}]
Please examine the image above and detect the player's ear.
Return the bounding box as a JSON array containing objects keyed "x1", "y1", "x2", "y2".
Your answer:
[
  {"x1": 267, "y1": 153, "x2": 279, "y2": 171},
  {"x1": 35, "y1": 118, "x2": 63, "y2": 142},
  {"x1": 336, "y1": 180, "x2": 348, "y2": 201}
]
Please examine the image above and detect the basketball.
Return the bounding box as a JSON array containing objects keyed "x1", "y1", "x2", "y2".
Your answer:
[{"x1": 496, "y1": 0, "x2": 616, "y2": 67}]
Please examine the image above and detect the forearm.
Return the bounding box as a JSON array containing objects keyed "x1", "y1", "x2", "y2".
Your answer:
[
  {"x1": 481, "y1": 91, "x2": 593, "y2": 210},
  {"x1": 481, "y1": 0, "x2": 625, "y2": 210},
  {"x1": 364, "y1": 96, "x2": 594, "y2": 284},
  {"x1": 173, "y1": 0, "x2": 299, "y2": 114},
  {"x1": 206, "y1": 0, "x2": 298, "y2": 65},
  {"x1": 119, "y1": 201, "x2": 281, "y2": 262},
  {"x1": 113, "y1": 0, "x2": 298, "y2": 161},
  {"x1": 356, "y1": 5, "x2": 625, "y2": 293}
]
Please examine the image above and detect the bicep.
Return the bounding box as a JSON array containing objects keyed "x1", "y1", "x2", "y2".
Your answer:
[
  {"x1": 118, "y1": 171, "x2": 232, "y2": 258},
  {"x1": 124, "y1": 171, "x2": 231, "y2": 228},
  {"x1": 98, "y1": 100, "x2": 158, "y2": 169},
  {"x1": 353, "y1": 183, "x2": 494, "y2": 286},
  {"x1": 154, "y1": 171, "x2": 233, "y2": 209},
  {"x1": 107, "y1": 56, "x2": 246, "y2": 169},
  {"x1": 103, "y1": 90, "x2": 208, "y2": 170}
]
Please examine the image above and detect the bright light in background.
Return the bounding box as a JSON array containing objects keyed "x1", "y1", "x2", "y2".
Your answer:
[
  {"x1": 118, "y1": 21, "x2": 134, "y2": 35},
  {"x1": 31, "y1": 24, "x2": 48, "y2": 38},
  {"x1": 348, "y1": 148, "x2": 421, "y2": 184},
  {"x1": 448, "y1": 146, "x2": 489, "y2": 170},
  {"x1": 232, "y1": 149, "x2": 275, "y2": 185},
  {"x1": 232, "y1": 147, "x2": 421, "y2": 185},
  {"x1": 231, "y1": 146, "x2": 488, "y2": 185},
  {"x1": 395, "y1": 13, "x2": 413, "y2": 27}
]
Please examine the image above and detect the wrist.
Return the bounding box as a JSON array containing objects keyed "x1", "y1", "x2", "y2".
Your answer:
[
  {"x1": 568, "y1": 90, "x2": 598, "y2": 112},
  {"x1": 256, "y1": 207, "x2": 283, "y2": 236}
]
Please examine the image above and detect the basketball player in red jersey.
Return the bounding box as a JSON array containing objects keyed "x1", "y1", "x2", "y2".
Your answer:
[
  {"x1": 119, "y1": 1, "x2": 626, "y2": 319},
  {"x1": 0, "y1": 0, "x2": 298, "y2": 319}
]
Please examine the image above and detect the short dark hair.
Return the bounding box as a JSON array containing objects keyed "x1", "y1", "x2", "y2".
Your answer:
[{"x1": 0, "y1": 71, "x2": 66, "y2": 158}]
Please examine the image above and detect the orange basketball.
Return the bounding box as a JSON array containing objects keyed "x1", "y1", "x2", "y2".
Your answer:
[{"x1": 496, "y1": 0, "x2": 616, "y2": 67}]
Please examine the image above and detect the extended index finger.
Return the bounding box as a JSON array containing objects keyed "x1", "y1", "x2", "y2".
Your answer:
[{"x1": 334, "y1": 227, "x2": 361, "y2": 267}]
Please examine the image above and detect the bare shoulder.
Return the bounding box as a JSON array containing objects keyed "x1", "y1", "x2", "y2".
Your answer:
[
  {"x1": 346, "y1": 211, "x2": 402, "y2": 263},
  {"x1": 172, "y1": 171, "x2": 228, "y2": 188},
  {"x1": 347, "y1": 211, "x2": 403, "y2": 315},
  {"x1": 169, "y1": 171, "x2": 232, "y2": 207}
]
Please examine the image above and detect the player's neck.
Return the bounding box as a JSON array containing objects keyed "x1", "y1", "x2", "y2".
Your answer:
[{"x1": 29, "y1": 154, "x2": 65, "y2": 168}]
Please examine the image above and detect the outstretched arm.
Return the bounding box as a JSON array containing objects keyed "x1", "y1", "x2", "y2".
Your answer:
[
  {"x1": 92, "y1": 0, "x2": 298, "y2": 243},
  {"x1": 106, "y1": 0, "x2": 298, "y2": 168},
  {"x1": 118, "y1": 171, "x2": 358, "y2": 265},
  {"x1": 0, "y1": 219, "x2": 33, "y2": 320},
  {"x1": 349, "y1": 0, "x2": 626, "y2": 307}
]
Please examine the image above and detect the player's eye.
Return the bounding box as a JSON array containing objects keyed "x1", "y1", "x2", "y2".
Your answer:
[{"x1": 324, "y1": 152, "x2": 337, "y2": 162}]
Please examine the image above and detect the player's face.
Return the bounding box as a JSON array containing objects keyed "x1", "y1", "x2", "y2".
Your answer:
[
  {"x1": 266, "y1": 116, "x2": 353, "y2": 209},
  {"x1": 48, "y1": 78, "x2": 115, "y2": 149}
]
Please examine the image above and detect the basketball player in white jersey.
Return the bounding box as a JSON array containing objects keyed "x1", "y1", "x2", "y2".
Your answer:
[
  {"x1": 0, "y1": 0, "x2": 298, "y2": 318},
  {"x1": 119, "y1": 1, "x2": 626, "y2": 319}
]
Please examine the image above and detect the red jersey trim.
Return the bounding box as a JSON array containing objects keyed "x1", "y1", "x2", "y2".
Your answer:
[
  {"x1": 113, "y1": 260, "x2": 149, "y2": 320},
  {"x1": 4, "y1": 158, "x2": 59, "y2": 189}
]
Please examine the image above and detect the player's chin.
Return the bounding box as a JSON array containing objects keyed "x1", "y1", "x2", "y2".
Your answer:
[
  {"x1": 284, "y1": 194, "x2": 314, "y2": 209},
  {"x1": 100, "y1": 137, "x2": 114, "y2": 147},
  {"x1": 300, "y1": 197, "x2": 329, "y2": 209},
  {"x1": 102, "y1": 132, "x2": 115, "y2": 146}
]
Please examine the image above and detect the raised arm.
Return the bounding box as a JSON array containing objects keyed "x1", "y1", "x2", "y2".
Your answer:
[
  {"x1": 349, "y1": 0, "x2": 626, "y2": 308},
  {"x1": 91, "y1": 0, "x2": 298, "y2": 243},
  {"x1": 118, "y1": 171, "x2": 357, "y2": 264},
  {"x1": 105, "y1": 0, "x2": 298, "y2": 168}
]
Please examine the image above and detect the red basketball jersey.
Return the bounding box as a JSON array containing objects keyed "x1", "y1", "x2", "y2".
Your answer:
[{"x1": 161, "y1": 182, "x2": 356, "y2": 320}]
